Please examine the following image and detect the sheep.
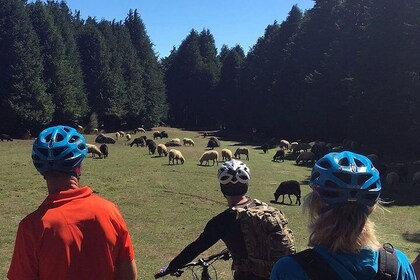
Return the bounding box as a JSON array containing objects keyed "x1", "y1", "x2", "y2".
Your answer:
[
  {"x1": 272, "y1": 150, "x2": 285, "y2": 162},
  {"x1": 92, "y1": 128, "x2": 99, "y2": 135},
  {"x1": 130, "y1": 137, "x2": 145, "y2": 147},
  {"x1": 261, "y1": 143, "x2": 269, "y2": 154},
  {"x1": 86, "y1": 144, "x2": 103, "y2": 158},
  {"x1": 0, "y1": 133, "x2": 13, "y2": 141},
  {"x1": 289, "y1": 142, "x2": 298, "y2": 152},
  {"x1": 296, "y1": 151, "x2": 316, "y2": 165},
  {"x1": 183, "y1": 138, "x2": 195, "y2": 146},
  {"x1": 157, "y1": 144, "x2": 168, "y2": 157},
  {"x1": 234, "y1": 147, "x2": 249, "y2": 160},
  {"x1": 100, "y1": 144, "x2": 109, "y2": 158},
  {"x1": 95, "y1": 134, "x2": 116, "y2": 144},
  {"x1": 199, "y1": 151, "x2": 219, "y2": 166},
  {"x1": 168, "y1": 149, "x2": 185, "y2": 165},
  {"x1": 165, "y1": 140, "x2": 182, "y2": 147},
  {"x1": 126, "y1": 133, "x2": 132, "y2": 141},
  {"x1": 134, "y1": 127, "x2": 146, "y2": 133},
  {"x1": 207, "y1": 137, "x2": 220, "y2": 149},
  {"x1": 412, "y1": 171, "x2": 420, "y2": 187},
  {"x1": 293, "y1": 142, "x2": 311, "y2": 153},
  {"x1": 386, "y1": 172, "x2": 399, "y2": 188},
  {"x1": 279, "y1": 140, "x2": 290, "y2": 150},
  {"x1": 153, "y1": 131, "x2": 161, "y2": 139},
  {"x1": 115, "y1": 132, "x2": 121, "y2": 140},
  {"x1": 310, "y1": 141, "x2": 328, "y2": 160},
  {"x1": 147, "y1": 140, "x2": 157, "y2": 155},
  {"x1": 274, "y1": 180, "x2": 301, "y2": 205},
  {"x1": 118, "y1": 131, "x2": 125, "y2": 137},
  {"x1": 170, "y1": 138, "x2": 181, "y2": 144},
  {"x1": 221, "y1": 149, "x2": 233, "y2": 161},
  {"x1": 160, "y1": 131, "x2": 169, "y2": 138}
]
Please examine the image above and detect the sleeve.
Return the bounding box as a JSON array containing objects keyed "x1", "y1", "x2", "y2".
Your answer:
[
  {"x1": 7, "y1": 221, "x2": 39, "y2": 280},
  {"x1": 167, "y1": 211, "x2": 233, "y2": 272},
  {"x1": 112, "y1": 207, "x2": 135, "y2": 263},
  {"x1": 395, "y1": 249, "x2": 417, "y2": 280}
]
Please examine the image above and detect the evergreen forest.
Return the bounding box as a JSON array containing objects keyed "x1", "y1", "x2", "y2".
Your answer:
[{"x1": 1, "y1": 0, "x2": 420, "y2": 155}]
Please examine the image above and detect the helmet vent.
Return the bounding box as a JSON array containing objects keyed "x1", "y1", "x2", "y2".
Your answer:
[
  {"x1": 318, "y1": 160, "x2": 331, "y2": 169},
  {"x1": 56, "y1": 133, "x2": 64, "y2": 142},
  {"x1": 53, "y1": 147, "x2": 66, "y2": 157},
  {"x1": 357, "y1": 174, "x2": 372, "y2": 185},
  {"x1": 32, "y1": 154, "x2": 40, "y2": 160},
  {"x1": 311, "y1": 171, "x2": 321, "y2": 181},
  {"x1": 63, "y1": 152, "x2": 74, "y2": 160},
  {"x1": 63, "y1": 127, "x2": 70, "y2": 132},
  {"x1": 78, "y1": 144, "x2": 86, "y2": 150},
  {"x1": 366, "y1": 183, "x2": 377, "y2": 190},
  {"x1": 38, "y1": 148, "x2": 49, "y2": 157},
  {"x1": 354, "y1": 159, "x2": 365, "y2": 167},
  {"x1": 325, "y1": 180, "x2": 340, "y2": 188},
  {"x1": 333, "y1": 172, "x2": 351, "y2": 184},
  {"x1": 45, "y1": 134, "x2": 52, "y2": 143},
  {"x1": 69, "y1": 136, "x2": 79, "y2": 143},
  {"x1": 338, "y1": 158, "x2": 349, "y2": 166},
  {"x1": 220, "y1": 175, "x2": 230, "y2": 181}
]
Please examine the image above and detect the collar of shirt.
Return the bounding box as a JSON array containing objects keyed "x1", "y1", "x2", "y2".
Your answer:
[{"x1": 40, "y1": 186, "x2": 93, "y2": 207}]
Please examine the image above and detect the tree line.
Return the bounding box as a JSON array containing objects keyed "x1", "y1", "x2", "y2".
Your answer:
[
  {"x1": 1, "y1": 0, "x2": 419, "y2": 155},
  {"x1": 0, "y1": 0, "x2": 167, "y2": 134}
]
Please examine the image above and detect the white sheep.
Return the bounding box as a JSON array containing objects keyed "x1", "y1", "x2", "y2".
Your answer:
[
  {"x1": 93, "y1": 128, "x2": 99, "y2": 135},
  {"x1": 170, "y1": 138, "x2": 181, "y2": 144},
  {"x1": 412, "y1": 171, "x2": 420, "y2": 187},
  {"x1": 86, "y1": 143, "x2": 103, "y2": 158},
  {"x1": 221, "y1": 148, "x2": 233, "y2": 161},
  {"x1": 157, "y1": 144, "x2": 168, "y2": 157},
  {"x1": 135, "y1": 127, "x2": 146, "y2": 133},
  {"x1": 234, "y1": 147, "x2": 249, "y2": 160},
  {"x1": 126, "y1": 133, "x2": 132, "y2": 141},
  {"x1": 115, "y1": 132, "x2": 121, "y2": 140},
  {"x1": 199, "y1": 151, "x2": 219, "y2": 166},
  {"x1": 168, "y1": 149, "x2": 185, "y2": 165},
  {"x1": 183, "y1": 138, "x2": 195, "y2": 146},
  {"x1": 279, "y1": 140, "x2": 290, "y2": 150},
  {"x1": 118, "y1": 131, "x2": 125, "y2": 137},
  {"x1": 289, "y1": 142, "x2": 298, "y2": 152},
  {"x1": 386, "y1": 172, "x2": 399, "y2": 188}
]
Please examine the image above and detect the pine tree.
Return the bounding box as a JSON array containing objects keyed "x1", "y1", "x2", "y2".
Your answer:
[{"x1": 0, "y1": 0, "x2": 53, "y2": 134}]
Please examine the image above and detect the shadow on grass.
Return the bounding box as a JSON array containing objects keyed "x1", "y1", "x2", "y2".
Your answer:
[
  {"x1": 270, "y1": 200, "x2": 301, "y2": 207},
  {"x1": 402, "y1": 232, "x2": 420, "y2": 245},
  {"x1": 380, "y1": 184, "x2": 420, "y2": 207}
]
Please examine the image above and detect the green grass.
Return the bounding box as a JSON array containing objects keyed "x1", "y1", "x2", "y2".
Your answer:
[{"x1": 0, "y1": 127, "x2": 419, "y2": 278}]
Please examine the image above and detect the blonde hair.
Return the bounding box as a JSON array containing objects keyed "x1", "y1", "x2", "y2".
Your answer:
[{"x1": 303, "y1": 191, "x2": 380, "y2": 253}]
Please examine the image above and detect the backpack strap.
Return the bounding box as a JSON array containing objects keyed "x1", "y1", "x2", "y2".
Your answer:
[
  {"x1": 291, "y1": 249, "x2": 341, "y2": 280},
  {"x1": 376, "y1": 243, "x2": 398, "y2": 280}
]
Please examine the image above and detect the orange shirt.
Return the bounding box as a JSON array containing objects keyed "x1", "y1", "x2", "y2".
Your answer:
[{"x1": 8, "y1": 186, "x2": 135, "y2": 280}]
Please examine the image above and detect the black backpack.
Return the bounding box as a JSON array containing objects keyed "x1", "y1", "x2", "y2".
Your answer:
[{"x1": 291, "y1": 243, "x2": 398, "y2": 280}]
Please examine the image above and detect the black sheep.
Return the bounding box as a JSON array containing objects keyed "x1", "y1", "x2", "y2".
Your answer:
[
  {"x1": 160, "y1": 131, "x2": 169, "y2": 138},
  {"x1": 130, "y1": 137, "x2": 145, "y2": 147},
  {"x1": 147, "y1": 140, "x2": 157, "y2": 154},
  {"x1": 0, "y1": 134, "x2": 13, "y2": 141},
  {"x1": 95, "y1": 134, "x2": 116, "y2": 144},
  {"x1": 272, "y1": 150, "x2": 285, "y2": 162},
  {"x1": 274, "y1": 180, "x2": 301, "y2": 205},
  {"x1": 261, "y1": 143, "x2": 269, "y2": 154},
  {"x1": 99, "y1": 144, "x2": 109, "y2": 158}
]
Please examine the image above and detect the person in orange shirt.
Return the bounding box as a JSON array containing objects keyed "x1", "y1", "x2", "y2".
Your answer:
[{"x1": 8, "y1": 125, "x2": 137, "y2": 280}]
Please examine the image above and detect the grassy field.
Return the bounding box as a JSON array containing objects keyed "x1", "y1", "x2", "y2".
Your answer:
[{"x1": 0, "y1": 127, "x2": 419, "y2": 279}]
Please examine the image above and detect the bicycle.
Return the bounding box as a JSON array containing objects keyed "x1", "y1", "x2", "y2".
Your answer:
[{"x1": 154, "y1": 248, "x2": 232, "y2": 280}]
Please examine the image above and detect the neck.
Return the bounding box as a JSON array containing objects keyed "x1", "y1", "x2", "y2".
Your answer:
[
  {"x1": 45, "y1": 172, "x2": 80, "y2": 194},
  {"x1": 226, "y1": 195, "x2": 248, "y2": 207}
]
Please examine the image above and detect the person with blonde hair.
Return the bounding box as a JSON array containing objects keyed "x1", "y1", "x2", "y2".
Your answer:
[{"x1": 270, "y1": 151, "x2": 416, "y2": 280}]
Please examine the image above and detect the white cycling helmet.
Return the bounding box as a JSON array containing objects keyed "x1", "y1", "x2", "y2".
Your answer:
[{"x1": 217, "y1": 159, "x2": 250, "y2": 196}]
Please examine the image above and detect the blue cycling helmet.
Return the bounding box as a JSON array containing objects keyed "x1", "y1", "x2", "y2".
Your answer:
[
  {"x1": 309, "y1": 151, "x2": 381, "y2": 208},
  {"x1": 32, "y1": 125, "x2": 87, "y2": 175}
]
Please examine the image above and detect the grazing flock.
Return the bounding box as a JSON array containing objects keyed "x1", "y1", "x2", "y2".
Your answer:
[{"x1": 3, "y1": 125, "x2": 420, "y2": 203}]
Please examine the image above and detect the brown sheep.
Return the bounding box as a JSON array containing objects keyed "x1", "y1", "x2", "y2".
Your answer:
[{"x1": 234, "y1": 147, "x2": 249, "y2": 160}]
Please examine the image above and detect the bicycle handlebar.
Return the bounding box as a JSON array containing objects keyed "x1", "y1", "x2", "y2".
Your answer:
[{"x1": 154, "y1": 249, "x2": 231, "y2": 279}]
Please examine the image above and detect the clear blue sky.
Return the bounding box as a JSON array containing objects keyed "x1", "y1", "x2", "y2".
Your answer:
[{"x1": 63, "y1": 0, "x2": 315, "y2": 58}]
